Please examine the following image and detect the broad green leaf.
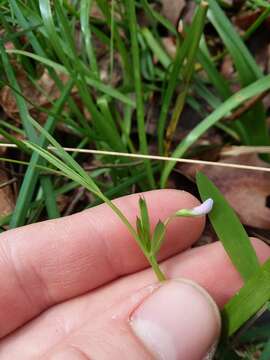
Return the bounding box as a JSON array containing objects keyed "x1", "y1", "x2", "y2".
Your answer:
[
  {"x1": 196, "y1": 172, "x2": 260, "y2": 282},
  {"x1": 222, "y1": 259, "x2": 270, "y2": 337}
]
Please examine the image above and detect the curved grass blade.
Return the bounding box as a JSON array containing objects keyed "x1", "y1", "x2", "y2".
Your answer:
[
  {"x1": 196, "y1": 172, "x2": 260, "y2": 282},
  {"x1": 222, "y1": 259, "x2": 270, "y2": 337}
]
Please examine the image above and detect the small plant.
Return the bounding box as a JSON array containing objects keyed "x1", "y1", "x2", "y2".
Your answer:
[
  {"x1": 24, "y1": 117, "x2": 213, "y2": 282},
  {"x1": 135, "y1": 196, "x2": 213, "y2": 281}
]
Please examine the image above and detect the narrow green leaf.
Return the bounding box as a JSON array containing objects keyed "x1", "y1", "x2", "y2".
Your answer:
[
  {"x1": 40, "y1": 175, "x2": 60, "y2": 219},
  {"x1": 27, "y1": 117, "x2": 101, "y2": 194},
  {"x1": 80, "y1": 0, "x2": 99, "y2": 76},
  {"x1": 142, "y1": 28, "x2": 171, "y2": 69},
  {"x1": 139, "y1": 197, "x2": 151, "y2": 246},
  {"x1": 136, "y1": 216, "x2": 144, "y2": 241},
  {"x1": 208, "y1": 0, "x2": 262, "y2": 82},
  {"x1": 165, "y1": 1, "x2": 208, "y2": 151},
  {"x1": 208, "y1": 0, "x2": 269, "y2": 146},
  {"x1": 151, "y1": 220, "x2": 166, "y2": 254},
  {"x1": 196, "y1": 172, "x2": 260, "y2": 282},
  {"x1": 222, "y1": 259, "x2": 270, "y2": 337},
  {"x1": 125, "y1": 0, "x2": 155, "y2": 188},
  {"x1": 141, "y1": 0, "x2": 177, "y2": 35},
  {"x1": 9, "y1": 81, "x2": 73, "y2": 228},
  {"x1": 157, "y1": 1, "x2": 208, "y2": 154},
  {"x1": 0, "y1": 127, "x2": 30, "y2": 154}
]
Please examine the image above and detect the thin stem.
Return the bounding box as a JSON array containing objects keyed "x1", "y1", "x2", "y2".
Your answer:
[{"x1": 148, "y1": 255, "x2": 166, "y2": 282}]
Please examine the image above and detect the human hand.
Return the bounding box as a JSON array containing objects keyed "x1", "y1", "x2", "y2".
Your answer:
[{"x1": 0, "y1": 190, "x2": 269, "y2": 359}]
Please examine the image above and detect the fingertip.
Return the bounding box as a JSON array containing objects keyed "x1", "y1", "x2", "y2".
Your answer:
[{"x1": 130, "y1": 279, "x2": 220, "y2": 360}]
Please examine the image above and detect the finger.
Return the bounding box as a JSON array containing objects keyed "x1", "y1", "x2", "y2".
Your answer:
[
  {"x1": 41, "y1": 280, "x2": 220, "y2": 360},
  {"x1": 2, "y1": 239, "x2": 268, "y2": 359},
  {"x1": 0, "y1": 190, "x2": 204, "y2": 337}
]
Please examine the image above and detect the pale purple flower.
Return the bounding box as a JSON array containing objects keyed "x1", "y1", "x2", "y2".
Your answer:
[
  {"x1": 175, "y1": 198, "x2": 214, "y2": 217},
  {"x1": 190, "y1": 198, "x2": 214, "y2": 216}
]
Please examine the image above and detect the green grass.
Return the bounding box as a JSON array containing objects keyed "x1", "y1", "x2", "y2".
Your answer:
[{"x1": 1, "y1": 0, "x2": 270, "y2": 357}]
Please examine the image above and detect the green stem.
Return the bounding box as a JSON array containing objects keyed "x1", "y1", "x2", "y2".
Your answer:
[{"x1": 148, "y1": 255, "x2": 166, "y2": 282}]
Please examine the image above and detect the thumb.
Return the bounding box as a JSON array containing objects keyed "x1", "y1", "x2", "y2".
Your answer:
[{"x1": 130, "y1": 279, "x2": 221, "y2": 360}]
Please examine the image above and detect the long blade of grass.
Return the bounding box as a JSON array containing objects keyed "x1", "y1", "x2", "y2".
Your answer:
[
  {"x1": 157, "y1": 2, "x2": 207, "y2": 154},
  {"x1": 9, "y1": 0, "x2": 93, "y2": 137},
  {"x1": 80, "y1": 0, "x2": 99, "y2": 76},
  {"x1": 141, "y1": 0, "x2": 177, "y2": 35},
  {"x1": 141, "y1": 28, "x2": 171, "y2": 69},
  {"x1": 207, "y1": 0, "x2": 269, "y2": 146},
  {"x1": 160, "y1": 74, "x2": 270, "y2": 187},
  {"x1": 197, "y1": 43, "x2": 231, "y2": 100},
  {"x1": 96, "y1": 0, "x2": 132, "y2": 85},
  {"x1": 165, "y1": 2, "x2": 208, "y2": 154},
  {"x1": 125, "y1": 0, "x2": 155, "y2": 188},
  {"x1": 196, "y1": 172, "x2": 260, "y2": 282},
  {"x1": 40, "y1": 175, "x2": 60, "y2": 219},
  {"x1": 27, "y1": 117, "x2": 101, "y2": 194},
  {"x1": 208, "y1": 0, "x2": 262, "y2": 82},
  {"x1": 9, "y1": 81, "x2": 73, "y2": 228},
  {"x1": 39, "y1": 0, "x2": 124, "y2": 152},
  {"x1": 0, "y1": 44, "x2": 37, "y2": 142}
]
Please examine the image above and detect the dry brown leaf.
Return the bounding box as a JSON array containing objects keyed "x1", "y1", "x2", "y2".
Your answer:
[
  {"x1": 0, "y1": 67, "x2": 69, "y2": 122},
  {"x1": 161, "y1": 0, "x2": 186, "y2": 25},
  {"x1": 0, "y1": 170, "x2": 15, "y2": 217},
  {"x1": 179, "y1": 154, "x2": 270, "y2": 229}
]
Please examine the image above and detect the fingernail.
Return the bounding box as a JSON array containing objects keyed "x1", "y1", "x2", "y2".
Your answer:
[{"x1": 130, "y1": 279, "x2": 221, "y2": 360}]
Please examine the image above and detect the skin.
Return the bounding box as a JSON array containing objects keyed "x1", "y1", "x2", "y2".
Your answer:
[{"x1": 0, "y1": 189, "x2": 269, "y2": 359}]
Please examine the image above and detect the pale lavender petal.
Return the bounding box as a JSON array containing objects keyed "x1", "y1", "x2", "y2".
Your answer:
[{"x1": 190, "y1": 198, "x2": 214, "y2": 216}]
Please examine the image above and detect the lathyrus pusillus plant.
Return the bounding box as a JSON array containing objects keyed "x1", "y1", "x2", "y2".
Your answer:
[
  {"x1": 24, "y1": 117, "x2": 270, "y2": 341},
  {"x1": 23, "y1": 117, "x2": 213, "y2": 282}
]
